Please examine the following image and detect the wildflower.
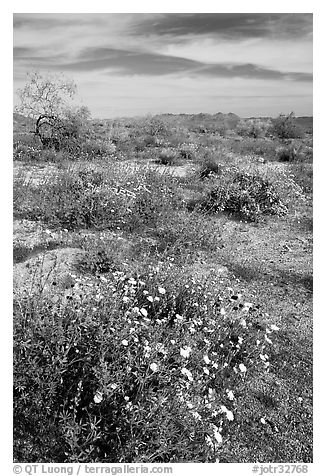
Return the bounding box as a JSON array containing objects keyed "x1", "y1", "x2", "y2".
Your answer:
[
  {"x1": 180, "y1": 346, "x2": 192, "y2": 358},
  {"x1": 121, "y1": 339, "x2": 128, "y2": 346},
  {"x1": 147, "y1": 296, "x2": 154, "y2": 302},
  {"x1": 110, "y1": 383, "x2": 118, "y2": 390},
  {"x1": 265, "y1": 335, "x2": 273, "y2": 345},
  {"x1": 226, "y1": 389, "x2": 235, "y2": 401},
  {"x1": 181, "y1": 367, "x2": 193, "y2": 381},
  {"x1": 212, "y1": 362, "x2": 218, "y2": 369},
  {"x1": 203, "y1": 367, "x2": 210, "y2": 375},
  {"x1": 220, "y1": 308, "x2": 226, "y2": 316},
  {"x1": 143, "y1": 290, "x2": 149, "y2": 295},
  {"x1": 220, "y1": 405, "x2": 234, "y2": 421},
  {"x1": 175, "y1": 314, "x2": 183, "y2": 321},
  {"x1": 93, "y1": 390, "x2": 103, "y2": 404},
  {"x1": 191, "y1": 411, "x2": 202, "y2": 421},
  {"x1": 128, "y1": 278, "x2": 137, "y2": 285},
  {"x1": 203, "y1": 355, "x2": 211, "y2": 365},
  {"x1": 239, "y1": 363, "x2": 247, "y2": 373},
  {"x1": 150, "y1": 363, "x2": 158, "y2": 372},
  {"x1": 140, "y1": 308, "x2": 148, "y2": 317},
  {"x1": 205, "y1": 435, "x2": 214, "y2": 449},
  {"x1": 240, "y1": 318, "x2": 247, "y2": 328},
  {"x1": 170, "y1": 339, "x2": 176, "y2": 345},
  {"x1": 270, "y1": 324, "x2": 280, "y2": 331},
  {"x1": 211, "y1": 424, "x2": 223, "y2": 444},
  {"x1": 158, "y1": 287, "x2": 166, "y2": 294},
  {"x1": 260, "y1": 418, "x2": 266, "y2": 425},
  {"x1": 154, "y1": 297, "x2": 160, "y2": 302}
]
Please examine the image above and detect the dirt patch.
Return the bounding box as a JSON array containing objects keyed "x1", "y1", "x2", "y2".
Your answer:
[{"x1": 14, "y1": 247, "x2": 86, "y2": 298}]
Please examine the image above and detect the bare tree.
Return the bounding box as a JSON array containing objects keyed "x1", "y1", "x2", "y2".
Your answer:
[{"x1": 15, "y1": 71, "x2": 90, "y2": 150}]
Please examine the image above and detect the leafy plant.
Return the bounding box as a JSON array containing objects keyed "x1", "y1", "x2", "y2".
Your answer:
[
  {"x1": 199, "y1": 172, "x2": 287, "y2": 222},
  {"x1": 271, "y1": 113, "x2": 304, "y2": 140}
]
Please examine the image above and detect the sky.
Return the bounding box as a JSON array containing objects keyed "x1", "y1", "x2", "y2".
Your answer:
[{"x1": 13, "y1": 13, "x2": 313, "y2": 118}]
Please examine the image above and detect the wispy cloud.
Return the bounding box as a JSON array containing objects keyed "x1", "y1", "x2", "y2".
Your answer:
[
  {"x1": 13, "y1": 45, "x2": 312, "y2": 82},
  {"x1": 130, "y1": 13, "x2": 312, "y2": 41},
  {"x1": 13, "y1": 13, "x2": 313, "y2": 117}
]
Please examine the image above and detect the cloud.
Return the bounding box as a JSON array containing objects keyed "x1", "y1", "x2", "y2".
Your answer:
[
  {"x1": 13, "y1": 13, "x2": 93, "y2": 30},
  {"x1": 13, "y1": 45, "x2": 312, "y2": 82},
  {"x1": 196, "y1": 63, "x2": 312, "y2": 82},
  {"x1": 130, "y1": 13, "x2": 312, "y2": 41}
]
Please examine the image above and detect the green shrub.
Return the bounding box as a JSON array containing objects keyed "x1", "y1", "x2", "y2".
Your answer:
[
  {"x1": 271, "y1": 113, "x2": 304, "y2": 139},
  {"x1": 276, "y1": 142, "x2": 312, "y2": 163},
  {"x1": 14, "y1": 268, "x2": 277, "y2": 462},
  {"x1": 199, "y1": 159, "x2": 221, "y2": 179},
  {"x1": 14, "y1": 168, "x2": 125, "y2": 230},
  {"x1": 81, "y1": 139, "x2": 116, "y2": 159},
  {"x1": 236, "y1": 119, "x2": 269, "y2": 139},
  {"x1": 198, "y1": 173, "x2": 287, "y2": 222},
  {"x1": 155, "y1": 148, "x2": 180, "y2": 165},
  {"x1": 179, "y1": 143, "x2": 198, "y2": 160},
  {"x1": 13, "y1": 144, "x2": 42, "y2": 161}
]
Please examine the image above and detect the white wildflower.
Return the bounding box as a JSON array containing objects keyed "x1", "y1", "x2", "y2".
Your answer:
[
  {"x1": 270, "y1": 324, "x2": 280, "y2": 331},
  {"x1": 140, "y1": 308, "x2": 148, "y2": 317},
  {"x1": 203, "y1": 367, "x2": 210, "y2": 375},
  {"x1": 260, "y1": 418, "x2": 266, "y2": 424},
  {"x1": 211, "y1": 424, "x2": 223, "y2": 444},
  {"x1": 122, "y1": 296, "x2": 129, "y2": 303},
  {"x1": 158, "y1": 287, "x2": 166, "y2": 294},
  {"x1": 181, "y1": 367, "x2": 193, "y2": 381},
  {"x1": 121, "y1": 339, "x2": 128, "y2": 346},
  {"x1": 150, "y1": 363, "x2": 158, "y2": 372},
  {"x1": 203, "y1": 355, "x2": 211, "y2": 365},
  {"x1": 221, "y1": 405, "x2": 234, "y2": 421},
  {"x1": 180, "y1": 346, "x2": 192, "y2": 358},
  {"x1": 265, "y1": 335, "x2": 273, "y2": 345},
  {"x1": 147, "y1": 296, "x2": 154, "y2": 302},
  {"x1": 205, "y1": 435, "x2": 214, "y2": 449},
  {"x1": 191, "y1": 411, "x2": 202, "y2": 421},
  {"x1": 93, "y1": 390, "x2": 103, "y2": 404},
  {"x1": 239, "y1": 363, "x2": 247, "y2": 373},
  {"x1": 226, "y1": 389, "x2": 235, "y2": 401}
]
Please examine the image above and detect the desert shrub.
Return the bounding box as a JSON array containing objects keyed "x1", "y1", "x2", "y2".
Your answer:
[
  {"x1": 288, "y1": 163, "x2": 313, "y2": 195},
  {"x1": 14, "y1": 266, "x2": 279, "y2": 462},
  {"x1": 155, "y1": 148, "x2": 180, "y2": 165},
  {"x1": 14, "y1": 168, "x2": 126, "y2": 230},
  {"x1": 14, "y1": 167, "x2": 180, "y2": 232},
  {"x1": 151, "y1": 210, "x2": 221, "y2": 256},
  {"x1": 81, "y1": 139, "x2": 116, "y2": 159},
  {"x1": 228, "y1": 137, "x2": 278, "y2": 159},
  {"x1": 13, "y1": 133, "x2": 41, "y2": 149},
  {"x1": 271, "y1": 113, "x2": 304, "y2": 139},
  {"x1": 179, "y1": 143, "x2": 198, "y2": 160},
  {"x1": 13, "y1": 144, "x2": 42, "y2": 161},
  {"x1": 198, "y1": 173, "x2": 287, "y2": 222},
  {"x1": 128, "y1": 178, "x2": 179, "y2": 230},
  {"x1": 199, "y1": 159, "x2": 221, "y2": 179},
  {"x1": 276, "y1": 141, "x2": 312, "y2": 163},
  {"x1": 236, "y1": 119, "x2": 269, "y2": 139}
]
